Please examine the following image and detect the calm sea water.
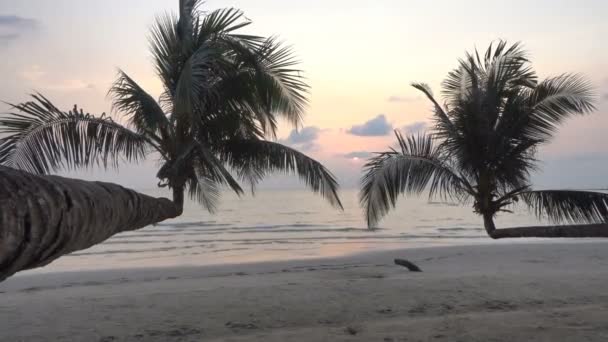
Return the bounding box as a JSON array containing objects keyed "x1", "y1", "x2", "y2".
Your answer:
[{"x1": 33, "y1": 188, "x2": 554, "y2": 273}]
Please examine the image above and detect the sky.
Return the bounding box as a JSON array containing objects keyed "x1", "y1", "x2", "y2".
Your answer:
[{"x1": 1, "y1": 0, "x2": 608, "y2": 190}]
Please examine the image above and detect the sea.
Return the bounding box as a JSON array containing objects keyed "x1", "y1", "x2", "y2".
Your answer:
[{"x1": 31, "y1": 188, "x2": 555, "y2": 274}]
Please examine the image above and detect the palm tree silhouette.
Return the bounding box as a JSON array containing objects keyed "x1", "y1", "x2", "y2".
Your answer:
[
  {"x1": 0, "y1": 0, "x2": 342, "y2": 281},
  {"x1": 0, "y1": 1, "x2": 342, "y2": 214},
  {"x1": 360, "y1": 41, "x2": 608, "y2": 238}
]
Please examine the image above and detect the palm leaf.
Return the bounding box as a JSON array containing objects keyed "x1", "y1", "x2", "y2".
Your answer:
[
  {"x1": 523, "y1": 73, "x2": 596, "y2": 142},
  {"x1": 109, "y1": 70, "x2": 171, "y2": 141},
  {"x1": 194, "y1": 143, "x2": 244, "y2": 195},
  {"x1": 411, "y1": 82, "x2": 457, "y2": 140},
  {"x1": 222, "y1": 36, "x2": 309, "y2": 131},
  {"x1": 0, "y1": 94, "x2": 149, "y2": 174},
  {"x1": 157, "y1": 141, "x2": 244, "y2": 197},
  {"x1": 221, "y1": 139, "x2": 342, "y2": 209},
  {"x1": 360, "y1": 131, "x2": 471, "y2": 228},
  {"x1": 188, "y1": 170, "x2": 221, "y2": 212},
  {"x1": 172, "y1": 46, "x2": 226, "y2": 122},
  {"x1": 519, "y1": 190, "x2": 608, "y2": 224},
  {"x1": 149, "y1": 12, "x2": 181, "y2": 96},
  {"x1": 197, "y1": 7, "x2": 251, "y2": 37}
]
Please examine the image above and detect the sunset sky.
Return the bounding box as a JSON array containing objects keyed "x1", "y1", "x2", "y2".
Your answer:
[{"x1": 1, "y1": 0, "x2": 607, "y2": 189}]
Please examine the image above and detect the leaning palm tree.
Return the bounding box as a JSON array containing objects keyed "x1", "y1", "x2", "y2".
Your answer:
[
  {"x1": 0, "y1": 0, "x2": 341, "y2": 280},
  {"x1": 360, "y1": 41, "x2": 608, "y2": 239},
  {"x1": 0, "y1": 166, "x2": 181, "y2": 282}
]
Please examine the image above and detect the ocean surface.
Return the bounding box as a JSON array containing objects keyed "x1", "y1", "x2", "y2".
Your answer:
[{"x1": 28, "y1": 188, "x2": 557, "y2": 274}]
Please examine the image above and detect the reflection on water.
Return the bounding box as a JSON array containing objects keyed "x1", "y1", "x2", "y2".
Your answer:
[{"x1": 38, "y1": 189, "x2": 549, "y2": 273}]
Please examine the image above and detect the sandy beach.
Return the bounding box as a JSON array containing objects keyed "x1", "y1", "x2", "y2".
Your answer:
[{"x1": 2, "y1": 241, "x2": 608, "y2": 341}]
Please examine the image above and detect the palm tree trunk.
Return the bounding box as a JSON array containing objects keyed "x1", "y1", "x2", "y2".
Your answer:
[
  {"x1": 172, "y1": 185, "x2": 185, "y2": 216},
  {"x1": 0, "y1": 166, "x2": 180, "y2": 282},
  {"x1": 482, "y1": 212, "x2": 608, "y2": 239},
  {"x1": 490, "y1": 224, "x2": 608, "y2": 239},
  {"x1": 483, "y1": 212, "x2": 497, "y2": 237}
]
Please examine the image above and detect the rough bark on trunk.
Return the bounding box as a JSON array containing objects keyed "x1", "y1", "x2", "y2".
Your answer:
[
  {"x1": 483, "y1": 213, "x2": 608, "y2": 239},
  {"x1": 0, "y1": 166, "x2": 180, "y2": 282}
]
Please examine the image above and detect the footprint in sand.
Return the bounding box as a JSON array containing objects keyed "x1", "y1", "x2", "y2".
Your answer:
[
  {"x1": 377, "y1": 307, "x2": 394, "y2": 314},
  {"x1": 484, "y1": 300, "x2": 517, "y2": 310},
  {"x1": 99, "y1": 337, "x2": 116, "y2": 342},
  {"x1": 225, "y1": 321, "x2": 259, "y2": 330}
]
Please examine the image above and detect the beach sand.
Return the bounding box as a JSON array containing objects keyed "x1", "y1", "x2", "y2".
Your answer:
[{"x1": 2, "y1": 241, "x2": 608, "y2": 341}]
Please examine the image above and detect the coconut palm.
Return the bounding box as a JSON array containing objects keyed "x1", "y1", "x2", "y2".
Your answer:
[
  {"x1": 360, "y1": 41, "x2": 608, "y2": 239},
  {"x1": 0, "y1": 0, "x2": 342, "y2": 280}
]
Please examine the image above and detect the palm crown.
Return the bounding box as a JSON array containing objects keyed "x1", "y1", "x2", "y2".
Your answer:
[
  {"x1": 360, "y1": 41, "x2": 608, "y2": 237},
  {"x1": 0, "y1": 0, "x2": 342, "y2": 213}
]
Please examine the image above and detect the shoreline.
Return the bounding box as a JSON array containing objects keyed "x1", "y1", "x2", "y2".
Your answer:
[
  {"x1": 7, "y1": 236, "x2": 605, "y2": 281},
  {"x1": 3, "y1": 241, "x2": 608, "y2": 341}
]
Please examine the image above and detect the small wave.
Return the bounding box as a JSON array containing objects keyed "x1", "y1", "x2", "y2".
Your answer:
[
  {"x1": 103, "y1": 240, "x2": 174, "y2": 245},
  {"x1": 210, "y1": 248, "x2": 249, "y2": 253},
  {"x1": 427, "y1": 201, "x2": 460, "y2": 207},
  {"x1": 114, "y1": 225, "x2": 377, "y2": 238},
  {"x1": 211, "y1": 227, "x2": 376, "y2": 234},
  {"x1": 278, "y1": 211, "x2": 315, "y2": 216},
  {"x1": 235, "y1": 240, "x2": 315, "y2": 245},
  {"x1": 155, "y1": 221, "x2": 231, "y2": 228},
  {"x1": 68, "y1": 244, "x2": 210, "y2": 257},
  {"x1": 437, "y1": 227, "x2": 484, "y2": 232}
]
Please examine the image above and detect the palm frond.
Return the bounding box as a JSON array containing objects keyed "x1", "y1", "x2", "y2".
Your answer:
[
  {"x1": 442, "y1": 41, "x2": 536, "y2": 105},
  {"x1": 411, "y1": 83, "x2": 456, "y2": 140},
  {"x1": 360, "y1": 131, "x2": 471, "y2": 228},
  {"x1": 0, "y1": 94, "x2": 149, "y2": 175},
  {"x1": 202, "y1": 65, "x2": 279, "y2": 138},
  {"x1": 173, "y1": 46, "x2": 226, "y2": 122},
  {"x1": 109, "y1": 70, "x2": 171, "y2": 141},
  {"x1": 156, "y1": 141, "x2": 244, "y2": 197},
  {"x1": 149, "y1": 12, "x2": 181, "y2": 96},
  {"x1": 187, "y1": 170, "x2": 221, "y2": 212},
  {"x1": 221, "y1": 36, "x2": 309, "y2": 131},
  {"x1": 198, "y1": 7, "x2": 251, "y2": 37},
  {"x1": 221, "y1": 139, "x2": 342, "y2": 209},
  {"x1": 194, "y1": 143, "x2": 244, "y2": 195},
  {"x1": 524, "y1": 73, "x2": 596, "y2": 142},
  {"x1": 519, "y1": 190, "x2": 608, "y2": 224},
  {"x1": 481, "y1": 40, "x2": 537, "y2": 89},
  {"x1": 252, "y1": 37, "x2": 309, "y2": 127}
]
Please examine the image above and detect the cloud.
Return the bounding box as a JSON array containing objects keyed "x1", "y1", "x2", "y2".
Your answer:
[
  {"x1": 342, "y1": 151, "x2": 372, "y2": 159},
  {"x1": 280, "y1": 126, "x2": 321, "y2": 151},
  {"x1": 283, "y1": 126, "x2": 320, "y2": 144},
  {"x1": 20, "y1": 65, "x2": 47, "y2": 82},
  {"x1": 0, "y1": 15, "x2": 38, "y2": 28},
  {"x1": 347, "y1": 114, "x2": 393, "y2": 136},
  {"x1": 388, "y1": 95, "x2": 421, "y2": 103},
  {"x1": 402, "y1": 121, "x2": 428, "y2": 134},
  {"x1": 47, "y1": 79, "x2": 96, "y2": 91},
  {"x1": 0, "y1": 15, "x2": 38, "y2": 45},
  {"x1": 0, "y1": 33, "x2": 18, "y2": 42},
  {"x1": 19, "y1": 65, "x2": 95, "y2": 91}
]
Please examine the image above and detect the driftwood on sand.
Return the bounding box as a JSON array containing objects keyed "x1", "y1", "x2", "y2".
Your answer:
[
  {"x1": 394, "y1": 259, "x2": 422, "y2": 272},
  {"x1": 0, "y1": 166, "x2": 180, "y2": 282}
]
